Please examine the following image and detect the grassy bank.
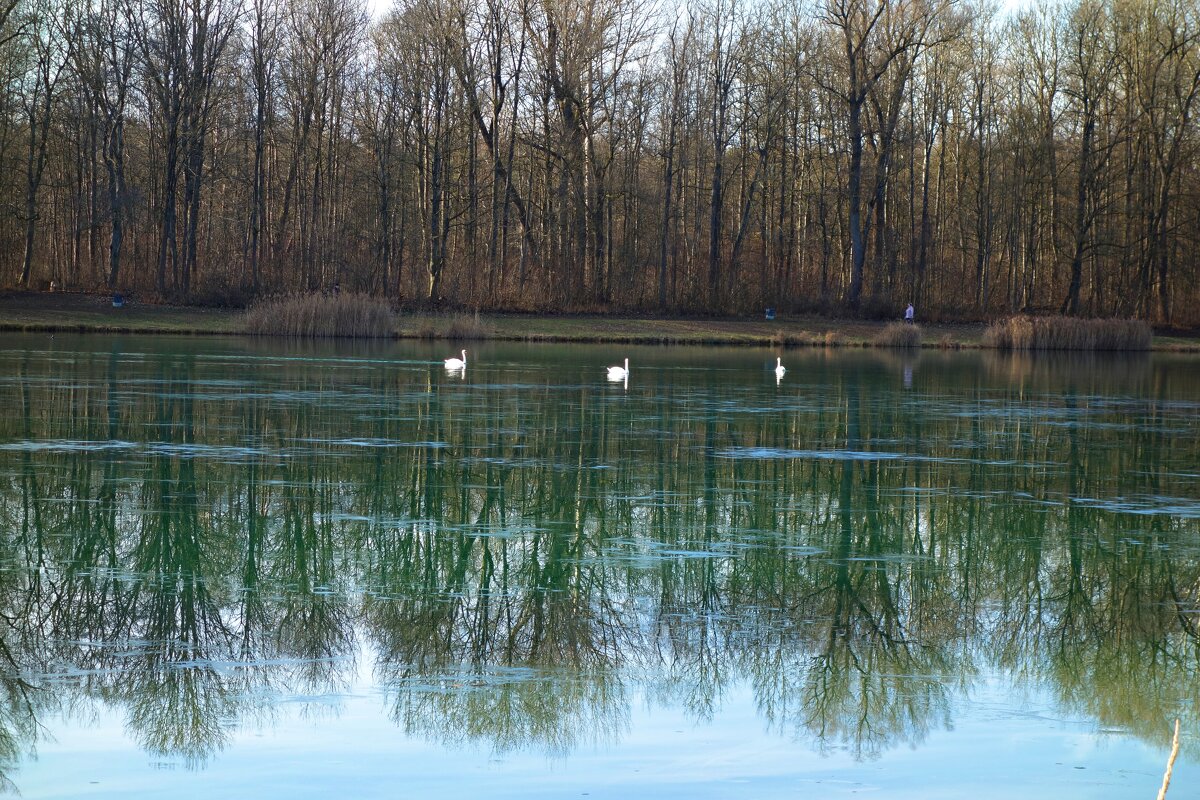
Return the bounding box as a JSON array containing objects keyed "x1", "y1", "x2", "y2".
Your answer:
[
  {"x1": 0, "y1": 291, "x2": 241, "y2": 334},
  {"x1": 2, "y1": 291, "x2": 1197, "y2": 350},
  {"x1": 0, "y1": 291, "x2": 978, "y2": 345}
]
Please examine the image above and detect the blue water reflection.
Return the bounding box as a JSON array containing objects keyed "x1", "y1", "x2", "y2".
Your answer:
[{"x1": 0, "y1": 334, "x2": 1195, "y2": 798}]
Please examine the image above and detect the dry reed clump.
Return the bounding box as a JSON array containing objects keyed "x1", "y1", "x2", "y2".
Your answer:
[
  {"x1": 414, "y1": 312, "x2": 490, "y2": 339},
  {"x1": 769, "y1": 330, "x2": 808, "y2": 347},
  {"x1": 983, "y1": 315, "x2": 1151, "y2": 351},
  {"x1": 874, "y1": 322, "x2": 922, "y2": 348},
  {"x1": 824, "y1": 330, "x2": 843, "y2": 347},
  {"x1": 242, "y1": 292, "x2": 395, "y2": 338},
  {"x1": 413, "y1": 318, "x2": 439, "y2": 338},
  {"x1": 444, "y1": 312, "x2": 488, "y2": 339}
]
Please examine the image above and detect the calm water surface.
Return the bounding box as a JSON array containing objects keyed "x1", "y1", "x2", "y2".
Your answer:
[{"x1": 0, "y1": 334, "x2": 1197, "y2": 798}]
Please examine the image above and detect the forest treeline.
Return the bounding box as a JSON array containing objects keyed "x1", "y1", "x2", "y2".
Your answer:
[{"x1": 3, "y1": 0, "x2": 1200, "y2": 321}]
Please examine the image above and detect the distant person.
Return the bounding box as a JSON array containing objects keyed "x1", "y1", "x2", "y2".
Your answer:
[{"x1": 904, "y1": 303, "x2": 915, "y2": 324}]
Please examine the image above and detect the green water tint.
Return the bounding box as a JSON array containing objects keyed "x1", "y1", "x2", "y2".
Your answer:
[{"x1": 0, "y1": 334, "x2": 1197, "y2": 796}]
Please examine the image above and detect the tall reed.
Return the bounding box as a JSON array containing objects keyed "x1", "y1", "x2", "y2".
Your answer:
[
  {"x1": 983, "y1": 316, "x2": 1151, "y2": 351},
  {"x1": 1157, "y1": 719, "x2": 1180, "y2": 800},
  {"x1": 242, "y1": 293, "x2": 395, "y2": 338},
  {"x1": 874, "y1": 322, "x2": 922, "y2": 348},
  {"x1": 447, "y1": 312, "x2": 487, "y2": 339},
  {"x1": 413, "y1": 311, "x2": 490, "y2": 339}
]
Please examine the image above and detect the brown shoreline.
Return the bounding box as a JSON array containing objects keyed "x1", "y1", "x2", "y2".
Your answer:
[{"x1": 1, "y1": 290, "x2": 1197, "y2": 351}]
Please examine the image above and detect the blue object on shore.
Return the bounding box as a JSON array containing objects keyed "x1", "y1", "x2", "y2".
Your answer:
[
  {"x1": 112, "y1": 293, "x2": 124, "y2": 308},
  {"x1": 765, "y1": 307, "x2": 775, "y2": 321}
]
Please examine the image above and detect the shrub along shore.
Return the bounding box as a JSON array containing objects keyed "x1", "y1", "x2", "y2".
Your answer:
[
  {"x1": 983, "y1": 315, "x2": 1152, "y2": 351},
  {"x1": 1, "y1": 291, "x2": 1197, "y2": 351}
]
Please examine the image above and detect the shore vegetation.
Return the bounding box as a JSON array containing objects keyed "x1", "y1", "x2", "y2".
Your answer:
[
  {"x1": 243, "y1": 293, "x2": 395, "y2": 338},
  {"x1": 982, "y1": 316, "x2": 1152, "y2": 351},
  {"x1": 874, "y1": 323, "x2": 922, "y2": 348}
]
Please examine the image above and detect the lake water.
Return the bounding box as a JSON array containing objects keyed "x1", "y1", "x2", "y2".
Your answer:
[{"x1": 0, "y1": 334, "x2": 1196, "y2": 798}]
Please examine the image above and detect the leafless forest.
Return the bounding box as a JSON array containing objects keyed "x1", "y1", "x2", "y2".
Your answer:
[{"x1": 2, "y1": 0, "x2": 1199, "y2": 321}]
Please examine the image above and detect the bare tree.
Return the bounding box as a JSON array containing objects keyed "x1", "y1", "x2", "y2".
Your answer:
[
  {"x1": 1120, "y1": 0, "x2": 1200, "y2": 322},
  {"x1": 17, "y1": 0, "x2": 71, "y2": 288},
  {"x1": 698, "y1": 0, "x2": 749, "y2": 308},
  {"x1": 523, "y1": 0, "x2": 656, "y2": 302},
  {"x1": 656, "y1": 12, "x2": 696, "y2": 310},
  {"x1": 358, "y1": 21, "x2": 409, "y2": 294},
  {"x1": 245, "y1": 0, "x2": 281, "y2": 291},
  {"x1": 67, "y1": 0, "x2": 137, "y2": 289},
  {"x1": 1061, "y1": 0, "x2": 1117, "y2": 315},
  {"x1": 818, "y1": 0, "x2": 950, "y2": 310}
]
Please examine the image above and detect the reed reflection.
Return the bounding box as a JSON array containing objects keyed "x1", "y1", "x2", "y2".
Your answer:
[{"x1": 0, "y1": 338, "x2": 1196, "y2": 775}]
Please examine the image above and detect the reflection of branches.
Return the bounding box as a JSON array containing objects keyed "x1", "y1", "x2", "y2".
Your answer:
[
  {"x1": 798, "y1": 625, "x2": 955, "y2": 759},
  {"x1": 364, "y1": 519, "x2": 642, "y2": 756},
  {"x1": 364, "y1": 520, "x2": 639, "y2": 669},
  {"x1": 381, "y1": 666, "x2": 628, "y2": 757},
  {"x1": 741, "y1": 540, "x2": 964, "y2": 759},
  {"x1": 369, "y1": 568, "x2": 633, "y2": 758},
  {"x1": 120, "y1": 660, "x2": 236, "y2": 767},
  {"x1": 0, "y1": 637, "x2": 44, "y2": 794},
  {"x1": 274, "y1": 594, "x2": 357, "y2": 693},
  {"x1": 652, "y1": 611, "x2": 731, "y2": 723},
  {"x1": 0, "y1": 341, "x2": 1198, "y2": 773},
  {"x1": 1011, "y1": 535, "x2": 1200, "y2": 754}
]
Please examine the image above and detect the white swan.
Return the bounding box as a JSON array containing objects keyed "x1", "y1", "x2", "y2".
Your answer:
[
  {"x1": 774, "y1": 357, "x2": 786, "y2": 380},
  {"x1": 606, "y1": 358, "x2": 629, "y2": 381},
  {"x1": 445, "y1": 349, "x2": 467, "y2": 370}
]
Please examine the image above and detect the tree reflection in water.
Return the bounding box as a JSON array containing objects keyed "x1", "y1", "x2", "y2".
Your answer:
[{"x1": 0, "y1": 336, "x2": 1196, "y2": 780}]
